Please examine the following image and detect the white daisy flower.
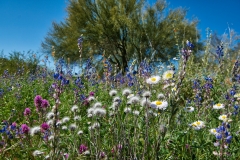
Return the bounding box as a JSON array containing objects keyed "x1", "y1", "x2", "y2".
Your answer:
[
  {"x1": 71, "y1": 105, "x2": 78, "y2": 112},
  {"x1": 162, "y1": 70, "x2": 174, "y2": 80},
  {"x1": 122, "y1": 88, "x2": 132, "y2": 96},
  {"x1": 151, "y1": 100, "x2": 168, "y2": 110},
  {"x1": 190, "y1": 120, "x2": 205, "y2": 130},
  {"x1": 213, "y1": 103, "x2": 224, "y2": 109},
  {"x1": 219, "y1": 114, "x2": 228, "y2": 122},
  {"x1": 210, "y1": 128, "x2": 217, "y2": 135},
  {"x1": 146, "y1": 76, "x2": 161, "y2": 84},
  {"x1": 185, "y1": 106, "x2": 194, "y2": 112},
  {"x1": 109, "y1": 89, "x2": 118, "y2": 97}
]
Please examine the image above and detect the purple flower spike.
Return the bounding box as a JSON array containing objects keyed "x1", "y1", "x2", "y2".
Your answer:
[
  {"x1": 21, "y1": 124, "x2": 30, "y2": 134},
  {"x1": 41, "y1": 122, "x2": 50, "y2": 131},
  {"x1": 41, "y1": 99, "x2": 49, "y2": 108},
  {"x1": 24, "y1": 108, "x2": 31, "y2": 116},
  {"x1": 79, "y1": 144, "x2": 88, "y2": 154},
  {"x1": 89, "y1": 91, "x2": 95, "y2": 96},
  {"x1": 34, "y1": 95, "x2": 43, "y2": 108}
]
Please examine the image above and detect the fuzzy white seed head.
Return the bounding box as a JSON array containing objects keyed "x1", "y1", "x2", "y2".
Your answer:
[
  {"x1": 93, "y1": 107, "x2": 106, "y2": 117},
  {"x1": 122, "y1": 88, "x2": 132, "y2": 96},
  {"x1": 142, "y1": 91, "x2": 151, "y2": 98},
  {"x1": 46, "y1": 112, "x2": 54, "y2": 120},
  {"x1": 62, "y1": 117, "x2": 70, "y2": 123},
  {"x1": 71, "y1": 105, "x2": 78, "y2": 112},
  {"x1": 33, "y1": 150, "x2": 44, "y2": 156},
  {"x1": 109, "y1": 89, "x2": 118, "y2": 97},
  {"x1": 93, "y1": 102, "x2": 102, "y2": 108},
  {"x1": 124, "y1": 107, "x2": 132, "y2": 113},
  {"x1": 30, "y1": 126, "x2": 41, "y2": 136}
]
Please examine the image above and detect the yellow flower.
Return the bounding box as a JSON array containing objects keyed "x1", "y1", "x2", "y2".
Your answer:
[{"x1": 162, "y1": 70, "x2": 174, "y2": 80}]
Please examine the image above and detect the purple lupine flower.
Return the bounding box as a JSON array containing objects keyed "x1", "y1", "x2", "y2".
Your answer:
[
  {"x1": 41, "y1": 122, "x2": 50, "y2": 131},
  {"x1": 79, "y1": 144, "x2": 88, "y2": 154},
  {"x1": 21, "y1": 124, "x2": 30, "y2": 134},
  {"x1": 41, "y1": 99, "x2": 49, "y2": 108},
  {"x1": 24, "y1": 108, "x2": 31, "y2": 116},
  {"x1": 34, "y1": 95, "x2": 43, "y2": 108},
  {"x1": 11, "y1": 122, "x2": 17, "y2": 130},
  {"x1": 226, "y1": 136, "x2": 232, "y2": 144}
]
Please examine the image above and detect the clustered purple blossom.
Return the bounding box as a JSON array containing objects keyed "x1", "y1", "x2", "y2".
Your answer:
[
  {"x1": 24, "y1": 108, "x2": 31, "y2": 116},
  {"x1": 41, "y1": 122, "x2": 50, "y2": 131},
  {"x1": 21, "y1": 124, "x2": 30, "y2": 134},
  {"x1": 79, "y1": 144, "x2": 88, "y2": 154},
  {"x1": 34, "y1": 95, "x2": 50, "y2": 111}
]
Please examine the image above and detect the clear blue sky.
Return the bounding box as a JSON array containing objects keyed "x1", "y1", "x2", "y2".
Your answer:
[{"x1": 0, "y1": 0, "x2": 239, "y2": 57}]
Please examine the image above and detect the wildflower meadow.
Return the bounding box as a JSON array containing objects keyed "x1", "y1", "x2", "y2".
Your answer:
[{"x1": 0, "y1": 32, "x2": 240, "y2": 160}]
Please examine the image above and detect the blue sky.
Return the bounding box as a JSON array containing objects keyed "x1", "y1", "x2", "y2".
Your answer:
[{"x1": 0, "y1": 0, "x2": 239, "y2": 57}]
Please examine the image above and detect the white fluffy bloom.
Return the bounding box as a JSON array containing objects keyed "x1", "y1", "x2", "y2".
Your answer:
[
  {"x1": 113, "y1": 96, "x2": 121, "y2": 102},
  {"x1": 213, "y1": 103, "x2": 224, "y2": 109},
  {"x1": 122, "y1": 88, "x2": 132, "y2": 96},
  {"x1": 62, "y1": 126, "x2": 68, "y2": 130},
  {"x1": 133, "y1": 110, "x2": 140, "y2": 116},
  {"x1": 185, "y1": 106, "x2": 195, "y2": 112},
  {"x1": 141, "y1": 98, "x2": 151, "y2": 107},
  {"x1": 93, "y1": 102, "x2": 102, "y2": 108},
  {"x1": 33, "y1": 150, "x2": 44, "y2": 156},
  {"x1": 46, "y1": 112, "x2": 54, "y2": 119},
  {"x1": 129, "y1": 96, "x2": 140, "y2": 104},
  {"x1": 124, "y1": 107, "x2": 132, "y2": 113},
  {"x1": 69, "y1": 123, "x2": 77, "y2": 131},
  {"x1": 162, "y1": 70, "x2": 174, "y2": 80},
  {"x1": 92, "y1": 122, "x2": 100, "y2": 129},
  {"x1": 150, "y1": 100, "x2": 168, "y2": 110},
  {"x1": 157, "y1": 93, "x2": 165, "y2": 99},
  {"x1": 142, "y1": 91, "x2": 151, "y2": 98},
  {"x1": 77, "y1": 130, "x2": 83, "y2": 135},
  {"x1": 56, "y1": 120, "x2": 62, "y2": 126},
  {"x1": 47, "y1": 120, "x2": 53, "y2": 126},
  {"x1": 146, "y1": 76, "x2": 161, "y2": 84},
  {"x1": 93, "y1": 107, "x2": 106, "y2": 117},
  {"x1": 190, "y1": 120, "x2": 205, "y2": 130},
  {"x1": 88, "y1": 96, "x2": 95, "y2": 102},
  {"x1": 30, "y1": 126, "x2": 41, "y2": 136},
  {"x1": 109, "y1": 89, "x2": 118, "y2": 97},
  {"x1": 62, "y1": 117, "x2": 70, "y2": 123},
  {"x1": 71, "y1": 105, "x2": 78, "y2": 112},
  {"x1": 127, "y1": 94, "x2": 134, "y2": 99},
  {"x1": 87, "y1": 107, "x2": 95, "y2": 115},
  {"x1": 74, "y1": 116, "x2": 81, "y2": 121},
  {"x1": 219, "y1": 114, "x2": 228, "y2": 122}
]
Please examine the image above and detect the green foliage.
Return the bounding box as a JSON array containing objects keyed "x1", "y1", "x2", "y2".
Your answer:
[{"x1": 42, "y1": 0, "x2": 202, "y2": 73}]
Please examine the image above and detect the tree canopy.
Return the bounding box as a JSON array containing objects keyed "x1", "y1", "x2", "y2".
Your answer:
[{"x1": 42, "y1": 0, "x2": 202, "y2": 72}]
